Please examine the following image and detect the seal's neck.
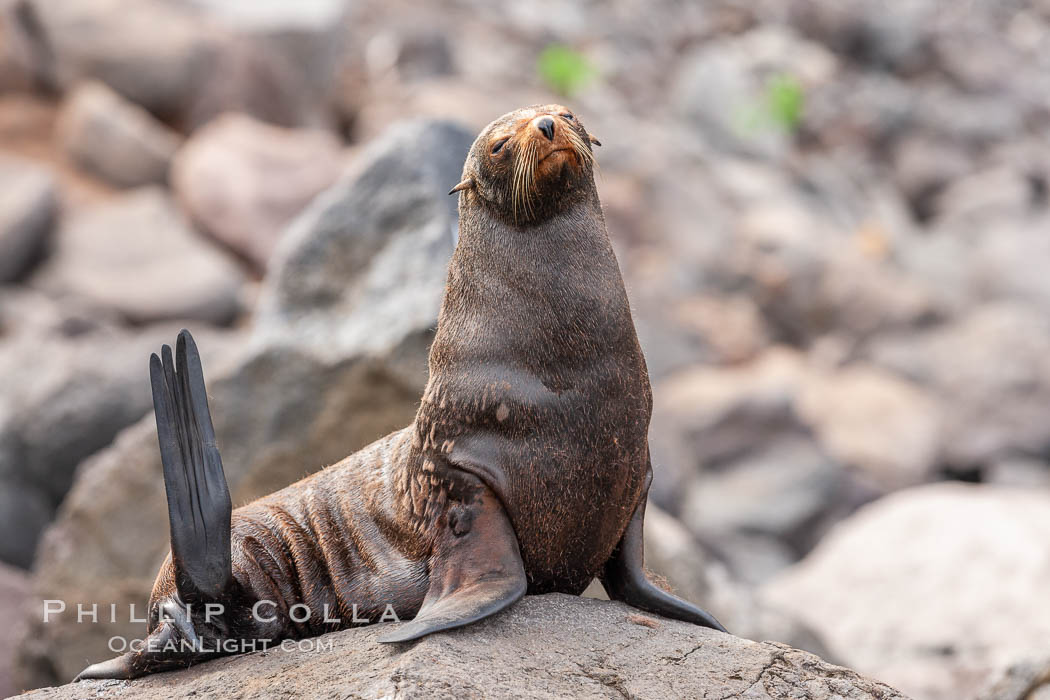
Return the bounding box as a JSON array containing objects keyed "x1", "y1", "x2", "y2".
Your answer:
[{"x1": 433, "y1": 189, "x2": 641, "y2": 372}]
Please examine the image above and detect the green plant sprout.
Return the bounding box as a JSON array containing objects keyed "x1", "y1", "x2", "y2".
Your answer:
[
  {"x1": 734, "y1": 72, "x2": 806, "y2": 136},
  {"x1": 537, "y1": 44, "x2": 596, "y2": 97}
]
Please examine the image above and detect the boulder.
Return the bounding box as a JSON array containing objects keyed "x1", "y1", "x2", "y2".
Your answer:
[
  {"x1": 56, "y1": 81, "x2": 182, "y2": 188},
  {"x1": 20, "y1": 595, "x2": 905, "y2": 699},
  {"x1": 797, "y1": 364, "x2": 941, "y2": 490},
  {"x1": 255, "y1": 119, "x2": 472, "y2": 383},
  {"x1": 867, "y1": 303, "x2": 1050, "y2": 468},
  {"x1": 0, "y1": 155, "x2": 56, "y2": 282},
  {"x1": 20, "y1": 0, "x2": 221, "y2": 122},
  {"x1": 680, "y1": 436, "x2": 844, "y2": 584},
  {"x1": 640, "y1": 504, "x2": 833, "y2": 660},
  {"x1": 0, "y1": 562, "x2": 29, "y2": 699},
  {"x1": 171, "y1": 113, "x2": 344, "y2": 269},
  {"x1": 649, "y1": 346, "x2": 810, "y2": 509},
  {"x1": 15, "y1": 0, "x2": 343, "y2": 130},
  {"x1": 762, "y1": 483, "x2": 1050, "y2": 700},
  {"x1": 31, "y1": 188, "x2": 246, "y2": 325}
]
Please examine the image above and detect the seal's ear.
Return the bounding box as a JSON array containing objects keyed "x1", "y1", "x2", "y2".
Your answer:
[
  {"x1": 589, "y1": 134, "x2": 602, "y2": 147},
  {"x1": 449, "y1": 178, "x2": 474, "y2": 195}
]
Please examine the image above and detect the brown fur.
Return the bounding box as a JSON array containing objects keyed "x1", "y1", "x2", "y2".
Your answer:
[{"x1": 92, "y1": 105, "x2": 657, "y2": 677}]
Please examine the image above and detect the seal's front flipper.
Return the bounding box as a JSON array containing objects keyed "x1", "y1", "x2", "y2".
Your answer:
[
  {"x1": 150, "y1": 329, "x2": 233, "y2": 602},
  {"x1": 378, "y1": 481, "x2": 526, "y2": 643},
  {"x1": 600, "y1": 467, "x2": 728, "y2": 634}
]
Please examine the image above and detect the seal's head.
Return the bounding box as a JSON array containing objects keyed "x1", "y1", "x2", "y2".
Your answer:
[{"x1": 451, "y1": 104, "x2": 601, "y2": 225}]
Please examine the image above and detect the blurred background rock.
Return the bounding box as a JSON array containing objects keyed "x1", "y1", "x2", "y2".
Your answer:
[{"x1": 0, "y1": 0, "x2": 1048, "y2": 698}]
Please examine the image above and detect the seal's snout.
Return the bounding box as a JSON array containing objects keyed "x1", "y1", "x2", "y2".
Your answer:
[{"x1": 534, "y1": 115, "x2": 555, "y2": 141}]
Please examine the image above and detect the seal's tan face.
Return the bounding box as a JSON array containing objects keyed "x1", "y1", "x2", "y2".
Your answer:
[{"x1": 454, "y1": 104, "x2": 600, "y2": 225}]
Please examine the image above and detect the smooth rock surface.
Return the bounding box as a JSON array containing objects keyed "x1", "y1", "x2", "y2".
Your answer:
[
  {"x1": 56, "y1": 81, "x2": 182, "y2": 188},
  {"x1": 255, "y1": 119, "x2": 471, "y2": 383},
  {"x1": 31, "y1": 188, "x2": 245, "y2": 325},
  {"x1": 762, "y1": 483, "x2": 1050, "y2": 700},
  {"x1": 0, "y1": 155, "x2": 56, "y2": 282},
  {"x1": 171, "y1": 113, "x2": 343, "y2": 269},
  {"x1": 22, "y1": 595, "x2": 905, "y2": 700}
]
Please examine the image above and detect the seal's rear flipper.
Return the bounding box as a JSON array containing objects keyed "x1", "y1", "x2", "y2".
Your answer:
[
  {"x1": 150, "y1": 329, "x2": 233, "y2": 602},
  {"x1": 600, "y1": 466, "x2": 728, "y2": 634},
  {"x1": 378, "y1": 482, "x2": 526, "y2": 643}
]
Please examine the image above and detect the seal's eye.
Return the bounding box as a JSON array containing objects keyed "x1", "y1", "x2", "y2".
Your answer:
[
  {"x1": 560, "y1": 113, "x2": 575, "y2": 121},
  {"x1": 491, "y1": 137, "x2": 509, "y2": 155}
]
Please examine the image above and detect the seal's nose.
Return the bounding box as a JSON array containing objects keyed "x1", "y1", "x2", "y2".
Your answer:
[{"x1": 535, "y1": 116, "x2": 555, "y2": 141}]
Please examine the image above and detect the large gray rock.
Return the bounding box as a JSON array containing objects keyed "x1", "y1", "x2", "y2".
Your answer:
[
  {"x1": 171, "y1": 113, "x2": 344, "y2": 269},
  {"x1": 762, "y1": 483, "x2": 1050, "y2": 700},
  {"x1": 22, "y1": 595, "x2": 905, "y2": 699},
  {"x1": 32, "y1": 188, "x2": 246, "y2": 325},
  {"x1": 0, "y1": 155, "x2": 56, "y2": 282},
  {"x1": 56, "y1": 81, "x2": 182, "y2": 188},
  {"x1": 255, "y1": 119, "x2": 472, "y2": 380}
]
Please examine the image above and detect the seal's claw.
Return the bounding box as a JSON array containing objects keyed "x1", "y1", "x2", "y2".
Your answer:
[{"x1": 74, "y1": 653, "x2": 136, "y2": 681}]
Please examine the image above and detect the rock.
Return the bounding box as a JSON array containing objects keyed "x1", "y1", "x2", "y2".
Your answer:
[
  {"x1": 867, "y1": 303, "x2": 1050, "y2": 468},
  {"x1": 0, "y1": 294, "x2": 241, "y2": 568},
  {"x1": 18, "y1": 0, "x2": 340, "y2": 130},
  {"x1": 0, "y1": 477, "x2": 51, "y2": 568},
  {"x1": 56, "y1": 81, "x2": 182, "y2": 188},
  {"x1": 179, "y1": 37, "x2": 322, "y2": 132},
  {"x1": 641, "y1": 504, "x2": 834, "y2": 661},
  {"x1": 784, "y1": 0, "x2": 939, "y2": 70},
  {"x1": 15, "y1": 344, "x2": 421, "y2": 688},
  {"x1": 890, "y1": 136, "x2": 974, "y2": 221},
  {"x1": 255, "y1": 119, "x2": 473, "y2": 382},
  {"x1": 171, "y1": 113, "x2": 344, "y2": 269},
  {"x1": 762, "y1": 483, "x2": 1050, "y2": 700},
  {"x1": 0, "y1": 561, "x2": 29, "y2": 699},
  {"x1": 978, "y1": 654, "x2": 1050, "y2": 700},
  {"x1": 680, "y1": 436, "x2": 844, "y2": 584},
  {"x1": 187, "y1": 0, "x2": 352, "y2": 116},
  {"x1": 0, "y1": 155, "x2": 56, "y2": 282},
  {"x1": 22, "y1": 0, "x2": 220, "y2": 122},
  {"x1": 930, "y1": 167, "x2": 1037, "y2": 229},
  {"x1": 649, "y1": 347, "x2": 810, "y2": 508},
  {"x1": 32, "y1": 188, "x2": 245, "y2": 325},
  {"x1": 797, "y1": 364, "x2": 941, "y2": 490},
  {"x1": 21, "y1": 595, "x2": 904, "y2": 699}
]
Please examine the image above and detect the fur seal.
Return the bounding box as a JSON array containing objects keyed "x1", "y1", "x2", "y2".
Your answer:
[{"x1": 76, "y1": 104, "x2": 726, "y2": 681}]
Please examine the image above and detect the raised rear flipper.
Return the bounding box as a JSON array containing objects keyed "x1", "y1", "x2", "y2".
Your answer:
[
  {"x1": 152, "y1": 329, "x2": 233, "y2": 603},
  {"x1": 600, "y1": 464, "x2": 728, "y2": 634},
  {"x1": 378, "y1": 479, "x2": 527, "y2": 643},
  {"x1": 76, "y1": 330, "x2": 234, "y2": 681}
]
